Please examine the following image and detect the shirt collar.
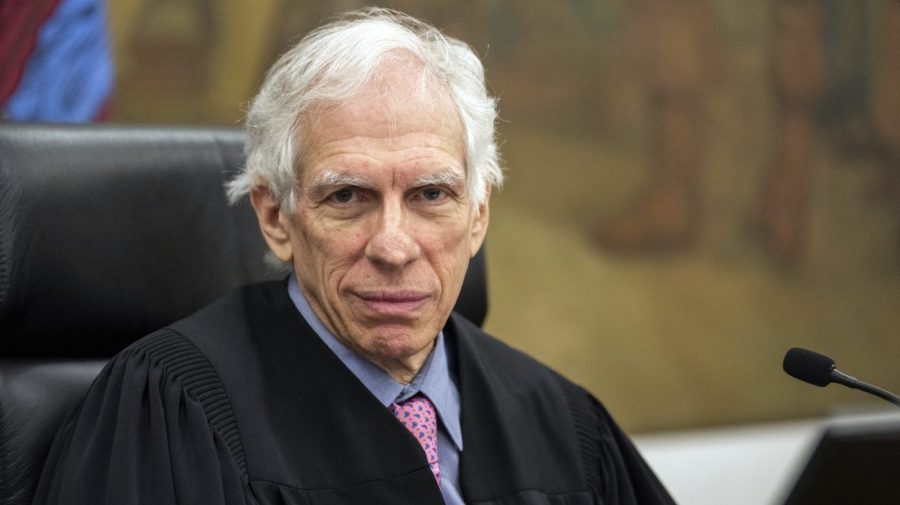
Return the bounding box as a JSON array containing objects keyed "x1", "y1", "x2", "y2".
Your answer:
[{"x1": 287, "y1": 275, "x2": 463, "y2": 450}]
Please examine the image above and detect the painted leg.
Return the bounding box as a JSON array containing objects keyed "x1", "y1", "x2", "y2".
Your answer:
[
  {"x1": 594, "y1": 0, "x2": 716, "y2": 252},
  {"x1": 758, "y1": 0, "x2": 826, "y2": 265}
]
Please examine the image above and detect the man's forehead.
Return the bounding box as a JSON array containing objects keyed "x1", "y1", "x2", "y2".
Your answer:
[
  {"x1": 316, "y1": 94, "x2": 460, "y2": 140},
  {"x1": 301, "y1": 58, "x2": 463, "y2": 148}
]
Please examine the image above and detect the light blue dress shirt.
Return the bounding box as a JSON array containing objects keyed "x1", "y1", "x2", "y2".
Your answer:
[{"x1": 287, "y1": 275, "x2": 465, "y2": 505}]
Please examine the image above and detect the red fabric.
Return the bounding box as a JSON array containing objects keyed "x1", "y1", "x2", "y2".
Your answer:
[
  {"x1": 92, "y1": 96, "x2": 112, "y2": 121},
  {"x1": 0, "y1": 0, "x2": 61, "y2": 103}
]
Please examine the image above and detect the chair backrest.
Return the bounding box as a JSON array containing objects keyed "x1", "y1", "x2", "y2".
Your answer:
[
  {"x1": 1, "y1": 124, "x2": 272, "y2": 357},
  {"x1": 0, "y1": 123, "x2": 487, "y2": 505}
]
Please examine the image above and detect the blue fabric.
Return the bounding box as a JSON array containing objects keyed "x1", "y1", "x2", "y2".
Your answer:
[
  {"x1": 4, "y1": 0, "x2": 112, "y2": 121},
  {"x1": 288, "y1": 275, "x2": 465, "y2": 504}
]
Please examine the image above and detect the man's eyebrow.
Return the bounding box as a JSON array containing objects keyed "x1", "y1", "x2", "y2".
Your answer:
[
  {"x1": 412, "y1": 170, "x2": 465, "y2": 187},
  {"x1": 306, "y1": 170, "x2": 375, "y2": 196}
]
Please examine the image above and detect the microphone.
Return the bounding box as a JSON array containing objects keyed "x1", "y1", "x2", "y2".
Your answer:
[{"x1": 783, "y1": 347, "x2": 900, "y2": 408}]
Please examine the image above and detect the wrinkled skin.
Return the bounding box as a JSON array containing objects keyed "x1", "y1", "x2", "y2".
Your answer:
[{"x1": 251, "y1": 59, "x2": 490, "y2": 383}]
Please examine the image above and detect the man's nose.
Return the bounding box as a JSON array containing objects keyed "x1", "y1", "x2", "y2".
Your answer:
[{"x1": 365, "y1": 201, "x2": 420, "y2": 268}]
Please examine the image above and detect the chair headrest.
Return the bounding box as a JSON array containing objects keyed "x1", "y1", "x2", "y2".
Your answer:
[
  {"x1": 0, "y1": 124, "x2": 275, "y2": 356},
  {"x1": 0, "y1": 124, "x2": 487, "y2": 357}
]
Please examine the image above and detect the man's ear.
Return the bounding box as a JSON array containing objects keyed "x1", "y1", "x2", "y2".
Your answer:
[
  {"x1": 469, "y1": 185, "x2": 491, "y2": 258},
  {"x1": 250, "y1": 186, "x2": 294, "y2": 262}
]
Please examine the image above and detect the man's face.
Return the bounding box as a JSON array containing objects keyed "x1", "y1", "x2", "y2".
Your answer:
[{"x1": 253, "y1": 65, "x2": 489, "y2": 381}]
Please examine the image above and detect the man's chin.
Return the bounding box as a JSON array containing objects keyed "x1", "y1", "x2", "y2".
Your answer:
[{"x1": 358, "y1": 326, "x2": 438, "y2": 364}]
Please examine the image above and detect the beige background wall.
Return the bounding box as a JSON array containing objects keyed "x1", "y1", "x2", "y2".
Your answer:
[{"x1": 104, "y1": 0, "x2": 900, "y2": 433}]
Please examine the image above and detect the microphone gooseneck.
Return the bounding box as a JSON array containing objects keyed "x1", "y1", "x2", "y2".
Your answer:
[{"x1": 783, "y1": 347, "x2": 900, "y2": 408}]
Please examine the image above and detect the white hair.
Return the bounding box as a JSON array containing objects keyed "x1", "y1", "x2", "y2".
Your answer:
[{"x1": 226, "y1": 7, "x2": 503, "y2": 212}]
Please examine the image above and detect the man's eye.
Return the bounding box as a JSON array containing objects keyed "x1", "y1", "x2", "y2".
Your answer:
[
  {"x1": 421, "y1": 187, "x2": 445, "y2": 201},
  {"x1": 330, "y1": 188, "x2": 355, "y2": 204}
]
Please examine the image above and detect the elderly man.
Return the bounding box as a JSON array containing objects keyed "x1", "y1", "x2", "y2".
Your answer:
[{"x1": 34, "y1": 8, "x2": 673, "y2": 505}]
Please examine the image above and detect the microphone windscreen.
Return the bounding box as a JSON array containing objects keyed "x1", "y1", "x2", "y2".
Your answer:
[{"x1": 783, "y1": 347, "x2": 835, "y2": 387}]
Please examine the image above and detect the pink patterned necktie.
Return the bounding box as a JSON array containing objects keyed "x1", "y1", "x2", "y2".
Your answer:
[{"x1": 388, "y1": 394, "x2": 441, "y2": 485}]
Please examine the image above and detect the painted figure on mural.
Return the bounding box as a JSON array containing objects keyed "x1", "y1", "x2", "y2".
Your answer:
[
  {"x1": 594, "y1": 0, "x2": 900, "y2": 266},
  {"x1": 592, "y1": 0, "x2": 719, "y2": 253},
  {"x1": 1, "y1": 0, "x2": 113, "y2": 121}
]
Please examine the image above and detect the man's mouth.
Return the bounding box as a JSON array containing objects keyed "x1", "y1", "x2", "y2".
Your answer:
[{"x1": 354, "y1": 291, "x2": 430, "y2": 318}]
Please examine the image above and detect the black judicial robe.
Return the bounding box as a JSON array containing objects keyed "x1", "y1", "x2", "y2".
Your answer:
[{"x1": 33, "y1": 281, "x2": 674, "y2": 505}]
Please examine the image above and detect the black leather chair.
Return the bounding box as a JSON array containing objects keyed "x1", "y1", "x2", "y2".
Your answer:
[{"x1": 0, "y1": 123, "x2": 487, "y2": 505}]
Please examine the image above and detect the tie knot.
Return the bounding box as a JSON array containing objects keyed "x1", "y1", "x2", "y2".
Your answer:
[{"x1": 389, "y1": 394, "x2": 441, "y2": 485}]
